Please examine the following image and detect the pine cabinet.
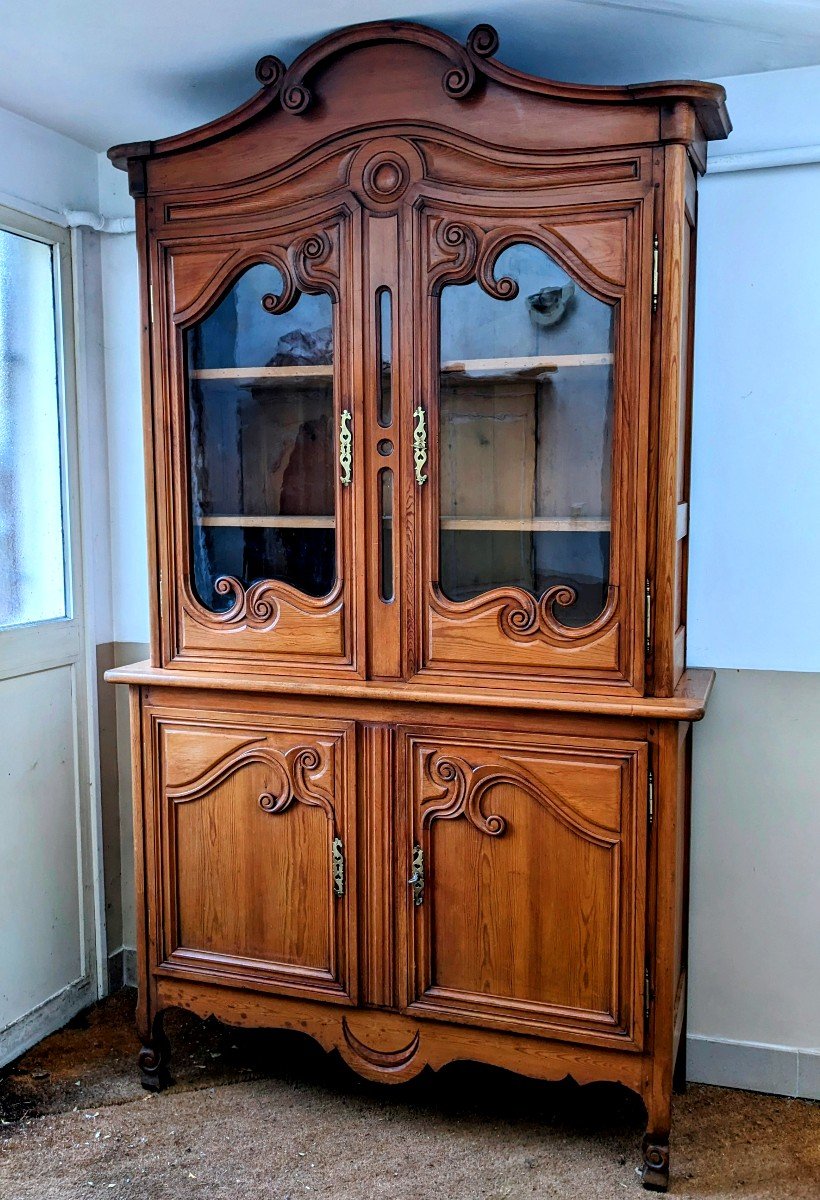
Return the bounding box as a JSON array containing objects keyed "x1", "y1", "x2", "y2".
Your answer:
[{"x1": 108, "y1": 20, "x2": 729, "y2": 1192}]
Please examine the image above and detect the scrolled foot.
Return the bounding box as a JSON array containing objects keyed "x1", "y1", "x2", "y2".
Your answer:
[
  {"x1": 640, "y1": 1135, "x2": 670, "y2": 1192},
  {"x1": 139, "y1": 1026, "x2": 172, "y2": 1092}
]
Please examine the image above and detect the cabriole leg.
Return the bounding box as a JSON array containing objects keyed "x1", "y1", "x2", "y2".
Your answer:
[
  {"x1": 640, "y1": 1132, "x2": 670, "y2": 1192},
  {"x1": 138, "y1": 1010, "x2": 172, "y2": 1092}
]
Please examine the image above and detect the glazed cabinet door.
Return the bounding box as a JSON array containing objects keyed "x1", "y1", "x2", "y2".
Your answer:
[
  {"x1": 153, "y1": 208, "x2": 361, "y2": 674},
  {"x1": 411, "y1": 192, "x2": 654, "y2": 693},
  {"x1": 397, "y1": 725, "x2": 648, "y2": 1048},
  {"x1": 145, "y1": 707, "x2": 357, "y2": 1004}
]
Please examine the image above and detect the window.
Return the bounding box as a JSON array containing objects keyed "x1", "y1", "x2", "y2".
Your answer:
[{"x1": 0, "y1": 225, "x2": 68, "y2": 628}]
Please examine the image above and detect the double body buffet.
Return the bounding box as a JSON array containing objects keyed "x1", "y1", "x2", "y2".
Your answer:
[{"x1": 107, "y1": 22, "x2": 729, "y2": 1190}]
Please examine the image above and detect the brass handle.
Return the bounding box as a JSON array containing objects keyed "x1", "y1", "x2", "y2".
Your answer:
[
  {"x1": 413, "y1": 406, "x2": 428, "y2": 486},
  {"x1": 339, "y1": 409, "x2": 352, "y2": 486},
  {"x1": 332, "y1": 836, "x2": 345, "y2": 898},
  {"x1": 408, "y1": 843, "x2": 424, "y2": 906}
]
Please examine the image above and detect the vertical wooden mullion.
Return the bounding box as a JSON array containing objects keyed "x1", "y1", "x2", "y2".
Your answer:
[{"x1": 363, "y1": 214, "x2": 403, "y2": 678}]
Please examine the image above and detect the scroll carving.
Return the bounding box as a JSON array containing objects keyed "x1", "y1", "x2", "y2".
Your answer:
[
  {"x1": 261, "y1": 224, "x2": 340, "y2": 313},
  {"x1": 421, "y1": 753, "x2": 507, "y2": 837},
  {"x1": 167, "y1": 740, "x2": 334, "y2": 818},
  {"x1": 427, "y1": 216, "x2": 623, "y2": 304},
  {"x1": 209, "y1": 577, "x2": 343, "y2": 633},
  {"x1": 255, "y1": 23, "x2": 495, "y2": 117},
  {"x1": 419, "y1": 748, "x2": 617, "y2": 847},
  {"x1": 430, "y1": 583, "x2": 618, "y2": 644}
]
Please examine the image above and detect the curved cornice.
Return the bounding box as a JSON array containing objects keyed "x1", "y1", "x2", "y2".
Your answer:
[{"x1": 108, "y1": 19, "x2": 730, "y2": 178}]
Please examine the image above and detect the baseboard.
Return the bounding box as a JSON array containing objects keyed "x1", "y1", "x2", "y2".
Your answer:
[
  {"x1": 688, "y1": 1034, "x2": 820, "y2": 1100},
  {"x1": 0, "y1": 977, "x2": 94, "y2": 1070},
  {"x1": 107, "y1": 946, "x2": 137, "y2": 991}
]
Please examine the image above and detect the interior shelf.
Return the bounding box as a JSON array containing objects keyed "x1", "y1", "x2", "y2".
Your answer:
[
  {"x1": 189, "y1": 365, "x2": 333, "y2": 380},
  {"x1": 440, "y1": 353, "x2": 613, "y2": 377},
  {"x1": 197, "y1": 515, "x2": 609, "y2": 532},
  {"x1": 188, "y1": 354, "x2": 613, "y2": 384},
  {"x1": 198, "y1": 515, "x2": 335, "y2": 528},
  {"x1": 441, "y1": 517, "x2": 610, "y2": 532}
]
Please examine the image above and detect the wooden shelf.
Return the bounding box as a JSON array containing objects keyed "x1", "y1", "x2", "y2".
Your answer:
[
  {"x1": 189, "y1": 356, "x2": 611, "y2": 383},
  {"x1": 198, "y1": 515, "x2": 335, "y2": 529},
  {"x1": 441, "y1": 353, "x2": 613, "y2": 378},
  {"x1": 198, "y1": 515, "x2": 608, "y2": 532},
  {"x1": 441, "y1": 517, "x2": 610, "y2": 532},
  {"x1": 190, "y1": 365, "x2": 333, "y2": 380}
]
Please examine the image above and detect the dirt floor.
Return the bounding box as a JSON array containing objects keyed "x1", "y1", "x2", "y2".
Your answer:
[{"x1": 0, "y1": 991, "x2": 818, "y2": 1199}]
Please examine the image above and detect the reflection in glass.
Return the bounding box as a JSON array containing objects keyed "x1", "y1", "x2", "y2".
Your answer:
[
  {"x1": 186, "y1": 263, "x2": 335, "y2": 611},
  {"x1": 439, "y1": 243, "x2": 614, "y2": 628},
  {"x1": 0, "y1": 230, "x2": 67, "y2": 628}
]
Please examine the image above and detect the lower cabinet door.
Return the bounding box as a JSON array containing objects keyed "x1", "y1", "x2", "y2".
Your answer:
[
  {"x1": 397, "y1": 725, "x2": 648, "y2": 1048},
  {"x1": 148, "y1": 710, "x2": 356, "y2": 1003}
]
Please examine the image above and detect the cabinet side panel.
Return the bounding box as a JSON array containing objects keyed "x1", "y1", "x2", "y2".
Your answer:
[
  {"x1": 135, "y1": 198, "x2": 160, "y2": 665},
  {"x1": 654, "y1": 147, "x2": 697, "y2": 693}
]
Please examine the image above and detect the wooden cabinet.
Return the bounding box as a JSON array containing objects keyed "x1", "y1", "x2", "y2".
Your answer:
[{"x1": 107, "y1": 20, "x2": 729, "y2": 1192}]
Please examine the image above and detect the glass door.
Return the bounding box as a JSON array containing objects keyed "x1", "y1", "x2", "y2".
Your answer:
[
  {"x1": 186, "y1": 263, "x2": 337, "y2": 612},
  {"x1": 438, "y1": 242, "x2": 614, "y2": 627},
  {"x1": 166, "y1": 221, "x2": 358, "y2": 673},
  {"x1": 414, "y1": 205, "x2": 650, "y2": 691}
]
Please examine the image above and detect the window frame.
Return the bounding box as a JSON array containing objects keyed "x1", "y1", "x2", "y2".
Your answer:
[{"x1": 0, "y1": 206, "x2": 75, "y2": 633}]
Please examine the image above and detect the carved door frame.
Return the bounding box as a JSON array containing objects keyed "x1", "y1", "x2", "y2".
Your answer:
[
  {"x1": 149, "y1": 196, "x2": 364, "y2": 676},
  {"x1": 407, "y1": 180, "x2": 656, "y2": 694},
  {"x1": 395, "y1": 724, "x2": 649, "y2": 1050},
  {"x1": 143, "y1": 706, "x2": 358, "y2": 1004}
]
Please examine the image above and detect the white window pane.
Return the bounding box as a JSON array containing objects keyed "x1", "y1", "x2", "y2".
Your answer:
[{"x1": 0, "y1": 229, "x2": 67, "y2": 628}]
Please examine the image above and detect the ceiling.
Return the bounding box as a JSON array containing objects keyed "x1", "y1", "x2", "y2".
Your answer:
[{"x1": 2, "y1": 0, "x2": 820, "y2": 151}]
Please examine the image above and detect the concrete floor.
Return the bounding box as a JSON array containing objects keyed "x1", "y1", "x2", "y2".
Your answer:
[{"x1": 0, "y1": 991, "x2": 818, "y2": 1199}]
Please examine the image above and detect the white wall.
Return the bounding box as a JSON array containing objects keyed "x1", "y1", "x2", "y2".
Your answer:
[{"x1": 681, "y1": 66, "x2": 820, "y2": 1095}]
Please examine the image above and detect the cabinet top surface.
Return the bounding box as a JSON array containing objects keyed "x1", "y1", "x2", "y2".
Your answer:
[
  {"x1": 109, "y1": 20, "x2": 730, "y2": 189},
  {"x1": 104, "y1": 663, "x2": 715, "y2": 721}
]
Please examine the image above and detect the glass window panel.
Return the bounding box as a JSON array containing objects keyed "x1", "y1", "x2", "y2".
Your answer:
[
  {"x1": 439, "y1": 242, "x2": 614, "y2": 628},
  {"x1": 186, "y1": 263, "x2": 336, "y2": 611},
  {"x1": 379, "y1": 467, "x2": 394, "y2": 602},
  {"x1": 0, "y1": 229, "x2": 67, "y2": 629},
  {"x1": 377, "y1": 288, "x2": 392, "y2": 427}
]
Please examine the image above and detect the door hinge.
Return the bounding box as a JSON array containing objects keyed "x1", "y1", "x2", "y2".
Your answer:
[
  {"x1": 644, "y1": 964, "x2": 652, "y2": 1021},
  {"x1": 648, "y1": 766, "x2": 655, "y2": 828},
  {"x1": 644, "y1": 578, "x2": 652, "y2": 657},
  {"x1": 408, "y1": 843, "x2": 425, "y2": 906},
  {"x1": 652, "y1": 234, "x2": 660, "y2": 313},
  {"x1": 332, "y1": 836, "x2": 345, "y2": 897}
]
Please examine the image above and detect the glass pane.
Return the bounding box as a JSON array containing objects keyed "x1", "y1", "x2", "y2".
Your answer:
[
  {"x1": 0, "y1": 230, "x2": 67, "y2": 629},
  {"x1": 377, "y1": 288, "x2": 392, "y2": 426},
  {"x1": 186, "y1": 263, "x2": 335, "y2": 610},
  {"x1": 439, "y1": 242, "x2": 614, "y2": 628},
  {"x1": 379, "y1": 468, "x2": 394, "y2": 602}
]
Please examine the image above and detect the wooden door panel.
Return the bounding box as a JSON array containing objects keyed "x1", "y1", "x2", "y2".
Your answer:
[
  {"x1": 399, "y1": 726, "x2": 647, "y2": 1048},
  {"x1": 411, "y1": 192, "x2": 654, "y2": 693},
  {"x1": 152, "y1": 714, "x2": 356, "y2": 1003},
  {"x1": 153, "y1": 202, "x2": 363, "y2": 677}
]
